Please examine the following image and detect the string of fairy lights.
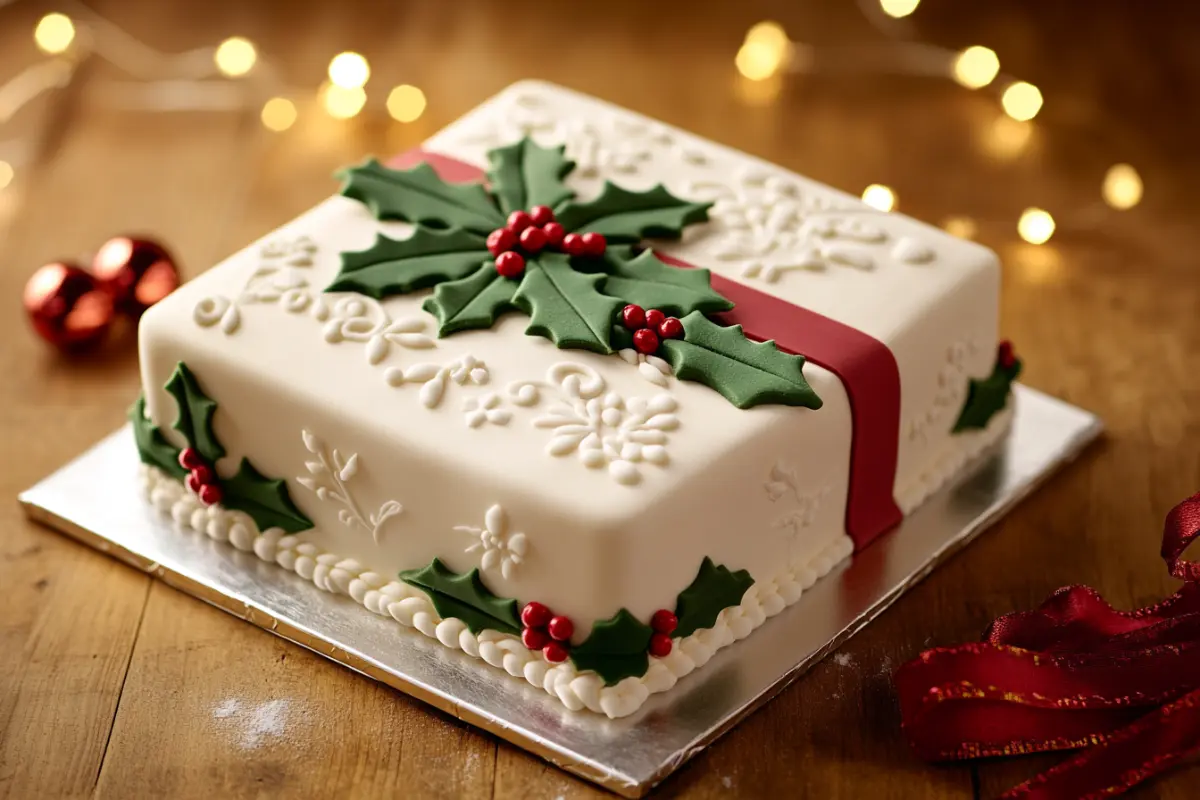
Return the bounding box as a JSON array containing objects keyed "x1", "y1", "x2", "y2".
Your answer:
[{"x1": 1, "y1": 3, "x2": 1146, "y2": 250}]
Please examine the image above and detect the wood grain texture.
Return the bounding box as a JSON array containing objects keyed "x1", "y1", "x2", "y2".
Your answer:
[{"x1": 2, "y1": 0, "x2": 1198, "y2": 797}]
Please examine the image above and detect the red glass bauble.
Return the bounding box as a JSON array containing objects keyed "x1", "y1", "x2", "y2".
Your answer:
[
  {"x1": 92, "y1": 236, "x2": 180, "y2": 318},
  {"x1": 633, "y1": 328, "x2": 660, "y2": 355},
  {"x1": 23, "y1": 262, "x2": 114, "y2": 351}
]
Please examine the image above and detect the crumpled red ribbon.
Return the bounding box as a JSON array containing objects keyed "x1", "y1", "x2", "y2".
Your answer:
[{"x1": 895, "y1": 492, "x2": 1200, "y2": 798}]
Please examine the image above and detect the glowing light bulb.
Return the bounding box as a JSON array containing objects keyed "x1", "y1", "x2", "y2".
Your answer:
[
  {"x1": 328, "y1": 52, "x2": 370, "y2": 89},
  {"x1": 736, "y1": 41, "x2": 784, "y2": 81},
  {"x1": 952, "y1": 46, "x2": 1000, "y2": 89},
  {"x1": 214, "y1": 36, "x2": 257, "y2": 77},
  {"x1": 387, "y1": 84, "x2": 427, "y2": 123},
  {"x1": 1102, "y1": 163, "x2": 1143, "y2": 210},
  {"x1": 1002, "y1": 81, "x2": 1043, "y2": 121},
  {"x1": 321, "y1": 83, "x2": 367, "y2": 119},
  {"x1": 260, "y1": 97, "x2": 297, "y2": 132},
  {"x1": 862, "y1": 184, "x2": 896, "y2": 212},
  {"x1": 942, "y1": 216, "x2": 977, "y2": 240},
  {"x1": 34, "y1": 12, "x2": 75, "y2": 55},
  {"x1": 0, "y1": 160, "x2": 13, "y2": 190},
  {"x1": 1018, "y1": 208, "x2": 1055, "y2": 244},
  {"x1": 880, "y1": 0, "x2": 921, "y2": 18}
]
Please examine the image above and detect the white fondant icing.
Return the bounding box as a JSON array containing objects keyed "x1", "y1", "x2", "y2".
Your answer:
[
  {"x1": 765, "y1": 460, "x2": 830, "y2": 539},
  {"x1": 893, "y1": 236, "x2": 936, "y2": 264},
  {"x1": 458, "y1": 504, "x2": 528, "y2": 580},
  {"x1": 617, "y1": 348, "x2": 673, "y2": 388},
  {"x1": 297, "y1": 429, "x2": 402, "y2": 544}
]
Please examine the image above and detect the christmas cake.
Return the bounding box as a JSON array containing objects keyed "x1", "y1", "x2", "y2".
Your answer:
[{"x1": 131, "y1": 81, "x2": 1019, "y2": 718}]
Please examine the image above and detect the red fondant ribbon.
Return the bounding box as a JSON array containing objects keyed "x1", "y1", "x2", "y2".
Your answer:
[
  {"x1": 390, "y1": 149, "x2": 903, "y2": 550},
  {"x1": 895, "y1": 492, "x2": 1200, "y2": 798}
]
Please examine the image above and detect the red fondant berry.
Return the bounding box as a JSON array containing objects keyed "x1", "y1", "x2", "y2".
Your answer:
[
  {"x1": 506, "y1": 210, "x2": 533, "y2": 233},
  {"x1": 547, "y1": 615, "x2": 574, "y2": 642},
  {"x1": 185, "y1": 471, "x2": 204, "y2": 494},
  {"x1": 190, "y1": 464, "x2": 215, "y2": 486},
  {"x1": 543, "y1": 642, "x2": 569, "y2": 663},
  {"x1": 198, "y1": 483, "x2": 223, "y2": 506},
  {"x1": 521, "y1": 626, "x2": 550, "y2": 651},
  {"x1": 621, "y1": 304, "x2": 646, "y2": 330},
  {"x1": 658, "y1": 317, "x2": 684, "y2": 340},
  {"x1": 651, "y1": 609, "x2": 678, "y2": 635},
  {"x1": 998, "y1": 340, "x2": 1016, "y2": 369},
  {"x1": 529, "y1": 205, "x2": 555, "y2": 226},
  {"x1": 580, "y1": 232, "x2": 607, "y2": 257},
  {"x1": 178, "y1": 447, "x2": 204, "y2": 470},
  {"x1": 649, "y1": 633, "x2": 673, "y2": 658},
  {"x1": 495, "y1": 251, "x2": 526, "y2": 279},
  {"x1": 562, "y1": 232, "x2": 587, "y2": 257},
  {"x1": 486, "y1": 227, "x2": 517, "y2": 256},
  {"x1": 519, "y1": 225, "x2": 547, "y2": 254},
  {"x1": 633, "y1": 328, "x2": 660, "y2": 355},
  {"x1": 542, "y1": 222, "x2": 565, "y2": 248},
  {"x1": 644, "y1": 308, "x2": 666, "y2": 329},
  {"x1": 521, "y1": 601, "x2": 553, "y2": 629}
]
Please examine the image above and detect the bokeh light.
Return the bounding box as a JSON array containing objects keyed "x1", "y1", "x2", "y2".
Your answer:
[
  {"x1": 880, "y1": 0, "x2": 921, "y2": 19},
  {"x1": 1018, "y1": 207, "x2": 1055, "y2": 244},
  {"x1": 1002, "y1": 81, "x2": 1043, "y2": 121},
  {"x1": 260, "y1": 97, "x2": 297, "y2": 131},
  {"x1": 736, "y1": 41, "x2": 785, "y2": 81},
  {"x1": 214, "y1": 36, "x2": 257, "y2": 78},
  {"x1": 328, "y1": 52, "x2": 370, "y2": 89},
  {"x1": 387, "y1": 85, "x2": 426, "y2": 123},
  {"x1": 321, "y1": 83, "x2": 367, "y2": 119},
  {"x1": 1102, "y1": 163, "x2": 1143, "y2": 210},
  {"x1": 861, "y1": 184, "x2": 896, "y2": 212},
  {"x1": 952, "y1": 46, "x2": 1000, "y2": 89},
  {"x1": 942, "y1": 216, "x2": 977, "y2": 240},
  {"x1": 34, "y1": 12, "x2": 75, "y2": 55},
  {"x1": 0, "y1": 161, "x2": 12, "y2": 190}
]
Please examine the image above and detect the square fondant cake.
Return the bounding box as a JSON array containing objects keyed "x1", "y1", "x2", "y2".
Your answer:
[{"x1": 132, "y1": 81, "x2": 1019, "y2": 718}]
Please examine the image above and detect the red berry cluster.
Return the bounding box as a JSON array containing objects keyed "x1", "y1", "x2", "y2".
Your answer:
[
  {"x1": 997, "y1": 339, "x2": 1017, "y2": 369},
  {"x1": 648, "y1": 609, "x2": 678, "y2": 658},
  {"x1": 178, "y1": 447, "x2": 223, "y2": 506},
  {"x1": 520, "y1": 602, "x2": 574, "y2": 663},
  {"x1": 486, "y1": 205, "x2": 607, "y2": 279},
  {"x1": 621, "y1": 304, "x2": 684, "y2": 356}
]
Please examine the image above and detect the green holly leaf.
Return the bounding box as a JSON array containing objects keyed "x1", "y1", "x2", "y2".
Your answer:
[
  {"x1": 399, "y1": 558, "x2": 522, "y2": 635},
  {"x1": 422, "y1": 263, "x2": 518, "y2": 335},
  {"x1": 164, "y1": 363, "x2": 226, "y2": 464},
  {"x1": 220, "y1": 458, "x2": 313, "y2": 534},
  {"x1": 953, "y1": 358, "x2": 1022, "y2": 432},
  {"x1": 326, "y1": 228, "x2": 491, "y2": 299},
  {"x1": 673, "y1": 557, "x2": 755, "y2": 639},
  {"x1": 338, "y1": 157, "x2": 504, "y2": 234},
  {"x1": 129, "y1": 394, "x2": 186, "y2": 481},
  {"x1": 513, "y1": 253, "x2": 622, "y2": 354},
  {"x1": 486, "y1": 137, "x2": 575, "y2": 216},
  {"x1": 555, "y1": 183, "x2": 711, "y2": 243},
  {"x1": 570, "y1": 609, "x2": 654, "y2": 685},
  {"x1": 598, "y1": 250, "x2": 734, "y2": 317},
  {"x1": 659, "y1": 313, "x2": 823, "y2": 410}
]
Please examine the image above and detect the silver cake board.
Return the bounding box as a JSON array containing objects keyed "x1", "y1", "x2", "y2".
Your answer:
[{"x1": 20, "y1": 385, "x2": 1100, "y2": 797}]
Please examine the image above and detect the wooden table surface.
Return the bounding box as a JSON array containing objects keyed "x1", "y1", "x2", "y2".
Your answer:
[{"x1": 2, "y1": 0, "x2": 1198, "y2": 797}]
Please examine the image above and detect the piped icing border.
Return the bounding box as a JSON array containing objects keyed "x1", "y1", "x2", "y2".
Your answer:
[{"x1": 139, "y1": 462, "x2": 851, "y2": 719}]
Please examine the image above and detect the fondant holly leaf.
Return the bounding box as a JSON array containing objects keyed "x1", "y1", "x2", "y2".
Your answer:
[
  {"x1": 598, "y1": 250, "x2": 734, "y2": 317},
  {"x1": 953, "y1": 358, "x2": 1022, "y2": 432},
  {"x1": 327, "y1": 228, "x2": 491, "y2": 298},
  {"x1": 673, "y1": 557, "x2": 755, "y2": 639},
  {"x1": 486, "y1": 137, "x2": 575, "y2": 216},
  {"x1": 338, "y1": 158, "x2": 504, "y2": 234},
  {"x1": 513, "y1": 253, "x2": 623, "y2": 354},
  {"x1": 422, "y1": 263, "x2": 518, "y2": 335},
  {"x1": 659, "y1": 314, "x2": 823, "y2": 410},
  {"x1": 555, "y1": 183, "x2": 712, "y2": 243},
  {"x1": 164, "y1": 363, "x2": 226, "y2": 464},
  {"x1": 222, "y1": 458, "x2": 313, "y2": 534},
  {"x1": 129, "y1": 394, "x2": 186, "y2": 481},
  {"x1": 399, "y1": 558, "x2": 522, "y2": 635},
  {"x1": 570, "y1": 608, "x2": 654, "y2": 685}
]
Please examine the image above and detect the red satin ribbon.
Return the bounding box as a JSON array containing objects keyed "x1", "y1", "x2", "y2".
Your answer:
[
  {"x1": 389, "y1": 149, "x2": 903, "y2": 549},
  {"x1": 895, "y1": 492, "x2": 1200, "y2": 798}
]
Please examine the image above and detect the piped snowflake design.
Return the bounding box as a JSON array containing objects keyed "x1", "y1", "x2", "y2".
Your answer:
[
  {"x1": 458, "y1": 504, "x2": 528, "y2": 580},
  {"x1": 765, "y1": 460, "x2": 829, "y2": 538},
  {"x1": 906, "y1": 341, "x2": 981, "y2": 443},
  {"x1": 297, "y1": 429, "x2": 402, "y2": 544},
  {"x1": 617, "y1": 348, "x2": 674, "y2": 387}
]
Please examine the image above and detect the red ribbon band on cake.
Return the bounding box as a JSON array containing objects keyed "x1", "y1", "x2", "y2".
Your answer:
[
  {"x1": 390, "y1": 149, "x2": 904, "y2": 550},
  {"x1": 895, "y1": 492, "x2": 1200, "y2": 798}
]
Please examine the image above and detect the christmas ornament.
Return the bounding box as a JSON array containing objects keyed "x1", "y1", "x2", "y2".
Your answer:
[
  {"x1": 91, "y1": 236, "x2": 180, "y2": 318},
  {"x1": 23, "y1": 261, "x2": 115, "y2": 351}
]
